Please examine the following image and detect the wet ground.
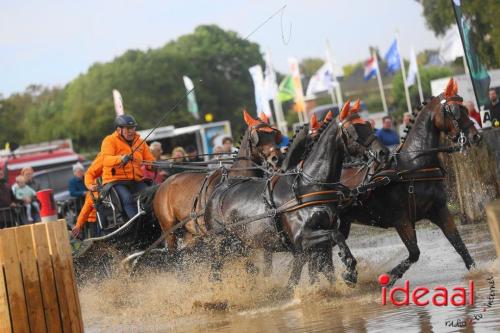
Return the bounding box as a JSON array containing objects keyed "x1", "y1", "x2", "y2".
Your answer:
[{"x1": 79, "y1": 221, "x2": 499, "y2": 333}]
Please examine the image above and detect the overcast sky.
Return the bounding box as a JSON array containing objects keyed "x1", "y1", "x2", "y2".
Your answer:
[{"x1": 0, "y1": 0, "x2": 442, "y2": 96}]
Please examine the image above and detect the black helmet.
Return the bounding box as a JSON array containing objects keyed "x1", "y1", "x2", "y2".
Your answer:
[{"x1": 115, "y1": 114, "x2": 138, "y2": 128}]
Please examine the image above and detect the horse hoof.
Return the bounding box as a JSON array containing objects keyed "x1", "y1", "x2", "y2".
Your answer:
[{"x1": 342, "y1": 270, "x2": 357, "y2": 287}]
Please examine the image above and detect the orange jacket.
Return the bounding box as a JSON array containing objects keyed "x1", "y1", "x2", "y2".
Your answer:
[
  {"x1": 84, "y1": 153, "x2": 103, "y2": 189},
  {"x1": 76, "y1": 192, "x2": 97, "y2": 229},
  {"x1": 100, "y1": 132, "x2": 154, "y2": 184}
]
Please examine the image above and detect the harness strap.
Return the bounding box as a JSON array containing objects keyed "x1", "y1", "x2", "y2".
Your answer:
[{"x1": 408, "y1": 178, "x2": 417, "y2": 225}]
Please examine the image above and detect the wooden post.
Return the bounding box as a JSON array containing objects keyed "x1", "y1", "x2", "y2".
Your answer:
[
  {"x1": 0, "y1": 220, "x2": 84, "y2": 333},
  {"x1": 486, "y1": 199, "x2": 500, "y2": 258}
]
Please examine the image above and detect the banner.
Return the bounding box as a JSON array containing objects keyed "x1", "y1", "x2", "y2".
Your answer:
[
  {"x1": 248, "y1": 65, "x2": 272, "y2": 117},
  {"x1": 182, "y1": 76, "x2": 200, "y2": 120},
  {"x1": 452, "y1": 0, "x2": 491, "y2": 106},
  {"x1": 288, "y1": 57, "x2": 306, "y2": 113},
  {"x1": 278, "y1": 75, "x2": 295, "y2": 103},
  {"x1": 305, "y1": 63, "x2": 339, "y2": 97},
  {"x1": 112, "y1": 89, "x2": 124, "y2": 116}
]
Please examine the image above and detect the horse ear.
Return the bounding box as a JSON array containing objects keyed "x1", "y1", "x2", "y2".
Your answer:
[
  {"x1": 259, "y1": 112, "x2": 270, "y2": 124},
  {"x1": 310, "y1": 113, "x2": 319, "y2": 130},
  {"x1": 350, "y1": 99, "x2": 361, "y2": 113},
  {"x1": 339, "y1": 99, "x2": 351, "y2": 121},
  {"x1": 444, "y1": 78, "x2": 457, "y2": 98},
  {"x1": 243, "y1": 110, "x2": 260, "y2": 127}
]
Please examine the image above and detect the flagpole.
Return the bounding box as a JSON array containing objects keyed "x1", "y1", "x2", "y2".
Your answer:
[
  {"x1": 373, "y1": 50, "x2": 389, "y2": 115},
  {"x1": 266, "y1": 51, "x2": 288, "y2": 134},
  {"x1": 396, "y1": 32, "x2": 412, "y2": 114},
  {"x1": 326, "y1": 39, "x2": 343, "y2": 105}
]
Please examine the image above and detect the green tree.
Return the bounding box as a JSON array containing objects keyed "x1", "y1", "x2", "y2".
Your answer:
[
  {"x1": 391, "y1": 66, "x2": 453, "y2": 118},
  {"x1": 419, "y1": 0, "x2": 500, "y2": 67},
  {"x1": 60, "y1": 25, "x2": 264, "y2": 150}
]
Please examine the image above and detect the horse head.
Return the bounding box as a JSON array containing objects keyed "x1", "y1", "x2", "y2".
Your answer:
[
  {"x1": 434, "y1": 78, "x2": 481, "y2": 146},
  {"x1": 243, "y1": 110, "x2": 283, "y2": 169},
  {"x1": 339, "y1": 99, "x2": 390, "y2": 165}
]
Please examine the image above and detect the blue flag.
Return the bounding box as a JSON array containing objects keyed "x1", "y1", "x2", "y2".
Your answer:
[{"x1": 384, "y1": 39, "x2": 401, "y2": 74}]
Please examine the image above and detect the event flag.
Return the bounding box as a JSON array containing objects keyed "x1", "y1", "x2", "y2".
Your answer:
[
  {"x1": 288, "y1": 57, "x2": 306, "y2": 122},
  {"x1": 438, "y1": 25, "x2": 464, "y2": 63},
  {"x1": 305, "y1": 63, "x2": 338, "y2": 97},
  {"x1": 364, "y1": 56, "x2": 378, "y2": 81},
  {"x1": 248, "y1": 65, "x2": 272, "y2": 117},
  {"x1": 182, "y1": 76, "x2": 200, "y2": 120},
  {"x1": 112, "y1": 89, "x2": 124, "y2": 116},
  {"x1": 278, "y1": 75, "x2": 295, "y2": 103},
  {"x1": 406, "y1": 46, "x2": 424, "y2": 103},
  {"x1": 406, "y1": 47, "x2": 418, "y2": 87},
  {"x1": 452, "y1": 0, "x2": 491, "y2": 107},
  {"x1": 384, "y1": 39, "x2": 401, "y2": 74}
]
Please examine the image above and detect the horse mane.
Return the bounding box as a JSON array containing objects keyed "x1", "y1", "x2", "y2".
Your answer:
[
  {"x1": 281, "y1": 124, "x2": 309, "y2": 171},
  {"x1": 299, "y1": 117, "x2": 331, "y2": 162},
  {"x1": 400, "y1": 100, "x2": 426, "y2": 143}
]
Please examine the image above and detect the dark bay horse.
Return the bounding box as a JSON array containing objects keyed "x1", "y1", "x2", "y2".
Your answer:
[
  {"x1": 153, "y1": 111, "x2": 283, "y2": 251},
  {"x1": 204, "y1": 104, "x2": 387, "y2": 287},
  {"x1": 339, "y1": 79, "x2": 481, "y2": 286}
]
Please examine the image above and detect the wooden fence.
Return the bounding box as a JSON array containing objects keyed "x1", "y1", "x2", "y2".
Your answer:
[{"x1": 0, "y1": 220, "x2": 83, "y2": 333}]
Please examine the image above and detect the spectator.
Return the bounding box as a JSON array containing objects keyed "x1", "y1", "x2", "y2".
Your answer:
[
  {"x1": 464, "y1": 101, "x2": 482, "y2": 129},
  {"x1": 171, "y1": 146, "x2": 188, "y2": 162},
  {"x1": 0, "y1": 167, "x2": 17, "y2": 227},
  {"x1": 141, "y1": 141, "x2": 168, "y2": 184},
  {"x1": 399, "y1": 112, "x2": 411, "y2": 137},
  {"x1": 69, "y1": 162, "x2": 87, "y2": 199},
  {"x1": 222, "y1": 137, "x2": 237, "y2": 155},
  {"x1": 20, "y1": 167, "x2": 41, "y2": 192},
  {"x1": 486, "y1": 88, "x2": 500, "y2": 123},
  {"x1": 375, "y1": 116, "x2": 400, "y2": 146},
  {"x1": 12, "y1": 175, "x2": 40, "y2": 223},
  {"x1": 186, "y1": 145, "x2": 203, "y2": 162},
  {"x1": 213, "y1": 146, "x2": 224, "y2": 155}
]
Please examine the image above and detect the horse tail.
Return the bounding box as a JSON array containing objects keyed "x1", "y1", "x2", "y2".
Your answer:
[{"x1": 138, "y1": 184, "x2": 160, "y2": 215}]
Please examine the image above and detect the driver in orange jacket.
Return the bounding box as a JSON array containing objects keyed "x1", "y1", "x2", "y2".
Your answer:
[{"x1": 100, "y1": 114, "x2": 154, "y2": 219}]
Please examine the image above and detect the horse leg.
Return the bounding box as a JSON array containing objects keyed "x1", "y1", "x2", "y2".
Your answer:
[
  {"x1": 287, "y1": 252, "x2": 307, "y2": 288},
  {"x1": 330, "y1": 228, "x2": 357, "y2": 287},
  {"x1": 308, "y1": 251, "x2": 321, "y2": 284},
  {"x1": 432, "y1": 206, "x2": 475, "y2": 270},
  {"x1": 320, "y1": 246, "x2": 336, "y2": 285},
  {"x1": 387, "y1": 221, "x2": 420, "y2": 287}
]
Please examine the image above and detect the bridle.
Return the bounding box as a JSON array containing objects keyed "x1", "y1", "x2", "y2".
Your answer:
[
  {"x1": 339, "y1": 113, "x2": 381, "y2": 164},
  {"x1": 247, "y1": 123, "x2": 282, "y2": 166},
  {"x1": 437, "y1": 93, "x2": 475, "y2": 150}
]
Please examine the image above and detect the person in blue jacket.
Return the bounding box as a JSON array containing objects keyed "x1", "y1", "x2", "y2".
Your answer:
[
  {"x1": 68, "y1": 162, "x2": 87, "y2": 199},
  {"x1": 375, "y1": 116, "x2": 400, "y2": 147}
]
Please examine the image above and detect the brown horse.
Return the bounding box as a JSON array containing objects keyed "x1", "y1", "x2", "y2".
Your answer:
[
  {"x1": 153, "y1": 111, "x2": 283, "y2": 251},
  {"x1": 338, "y1": 79, "x2": 481, "y2": 286}
]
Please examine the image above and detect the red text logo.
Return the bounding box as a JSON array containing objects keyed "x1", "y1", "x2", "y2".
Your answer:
[{"x1": 378, "y1": 274, "x2": 475, "y2": 306}]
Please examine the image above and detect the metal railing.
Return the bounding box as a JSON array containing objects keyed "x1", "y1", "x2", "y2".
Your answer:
[{"x1": 0, "y1": 206, "x2": 28, "y2": 229}]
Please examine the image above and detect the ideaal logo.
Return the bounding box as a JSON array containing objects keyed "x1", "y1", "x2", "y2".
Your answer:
[
  {"x1": 378, "y1": 274, "x2": 496, "y2": 327},
  {"x1": 378, "y1": 274, "x2": 474, "y2": 306}
]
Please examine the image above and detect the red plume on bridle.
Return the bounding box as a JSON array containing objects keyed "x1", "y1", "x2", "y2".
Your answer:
[
  {"x1": 339, "y1": 99, "x2": 351, "y2": 122},
  {"x1": 350, "y1": 99, "x2": 361, "y2": 113},
  {"x1": 444, "y1": 78, "x2": 459, "y2": 99},
  {"x1": 324, "y1": 111, "x2": 334, "y2": 122},
  {"x1": 243, "y1": 110, "x2": 261, "y2": 127},
  {"x1": 310, "y1": 113, "x2": 319, "y2": 130},
  {"x1": 259, "y1": 112, "x2": 270, "y2": 124}
]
